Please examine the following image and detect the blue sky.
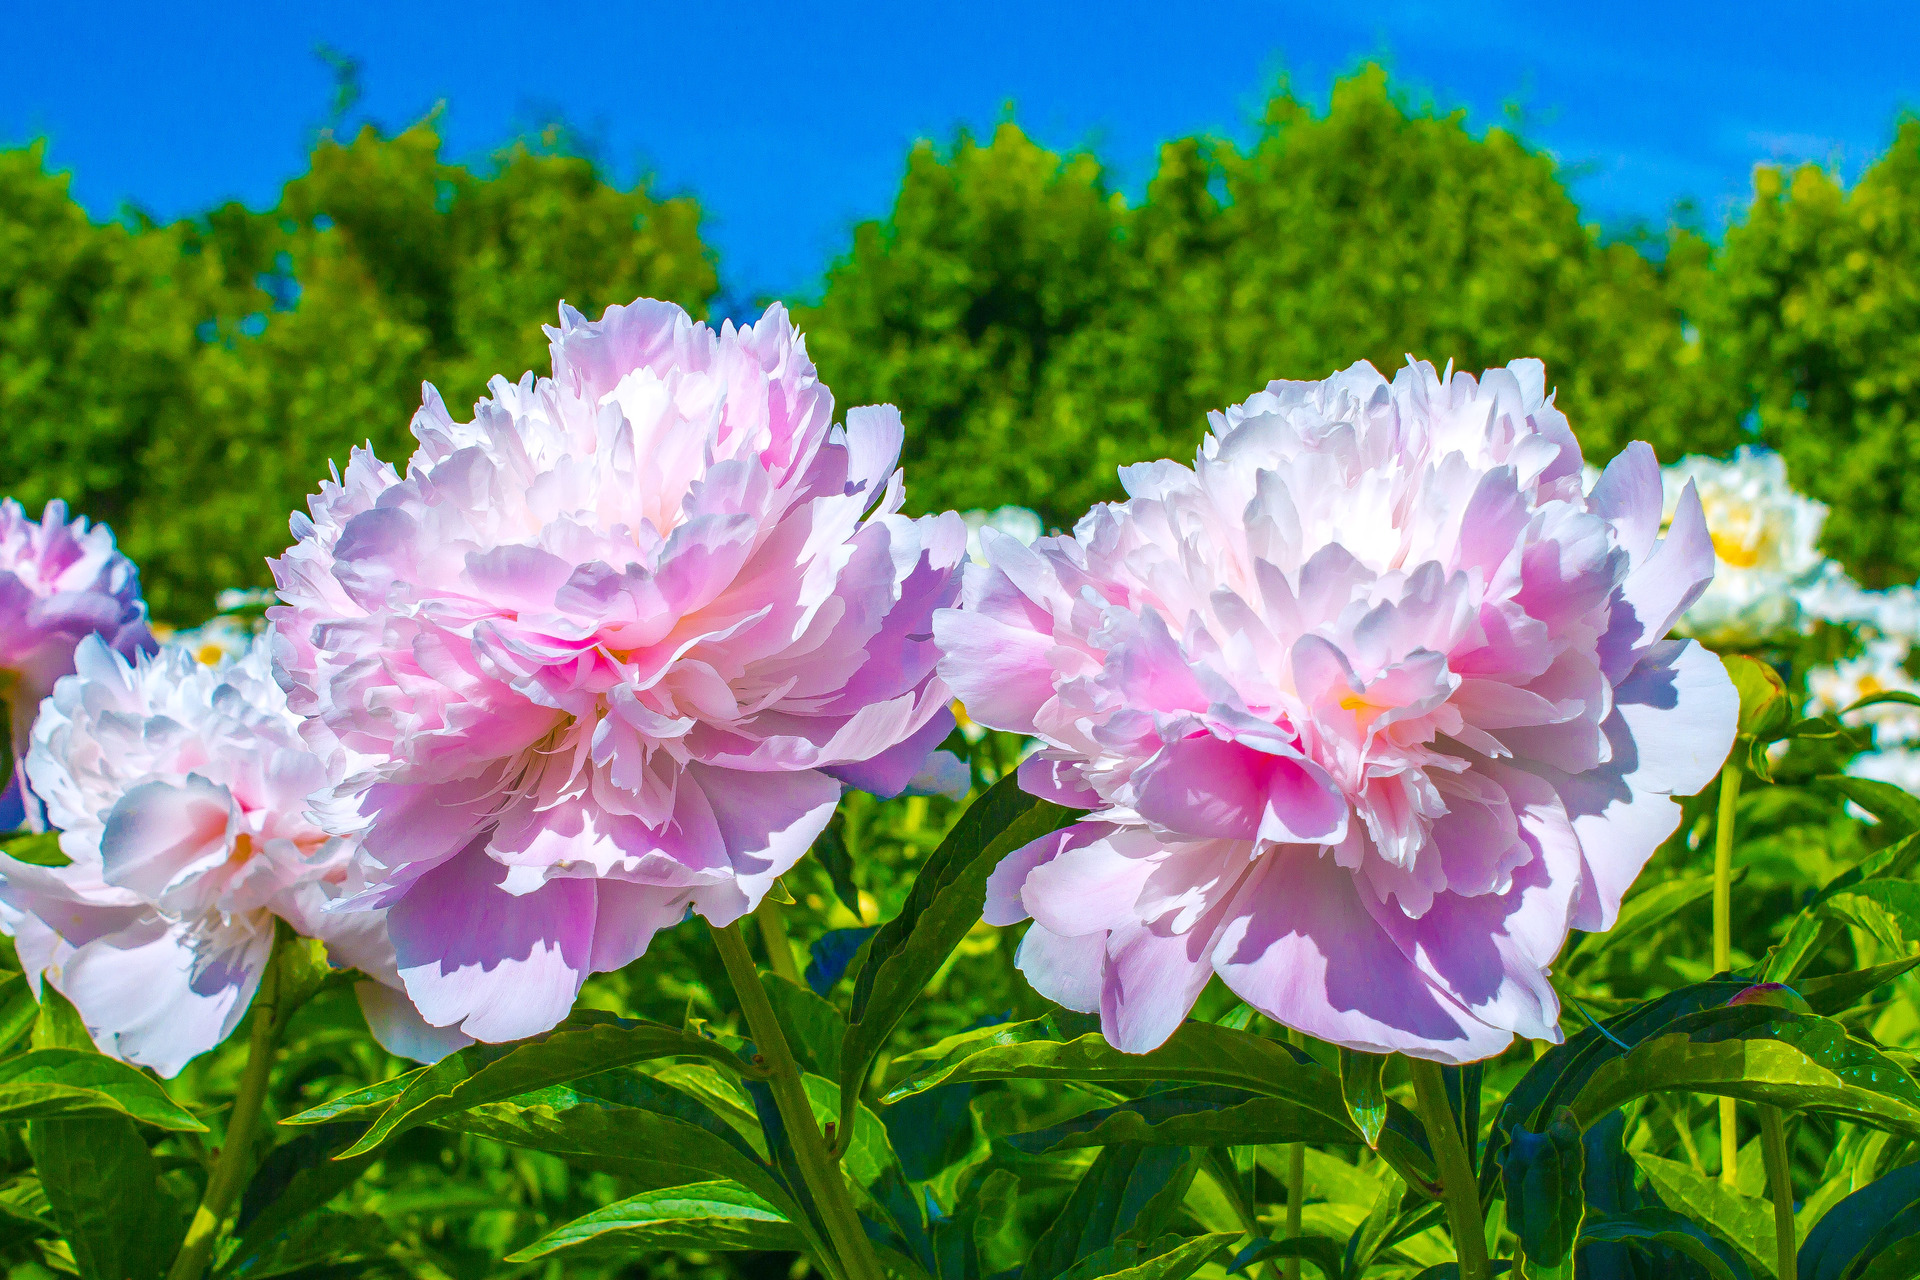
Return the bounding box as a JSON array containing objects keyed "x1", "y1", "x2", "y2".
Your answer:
[{"x1": 8, "y1": 1, "x2": 1916, "y2": 308}]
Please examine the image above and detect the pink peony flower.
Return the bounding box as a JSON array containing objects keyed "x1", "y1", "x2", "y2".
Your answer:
[
  {"x1": 0, "y1": 635, "x2": 463, "y2": 1075},
  {"x1": 270, "y1": 300, "x2": 964, "y2": 1042},
  {"x1": 0, "y1": 500, "x2": 155, "y2": 827},
  {"x1": 938, "y1": 360, "x2": 1738, "y2": 1061}
]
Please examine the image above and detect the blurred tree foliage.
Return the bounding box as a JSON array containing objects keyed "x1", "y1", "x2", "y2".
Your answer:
[
  {"x1": 0, "y1": 121, "x2": 714, "y2": 620},
  {"x1": 6, "y1": 66, "x2": 1920, "y2": 613}
]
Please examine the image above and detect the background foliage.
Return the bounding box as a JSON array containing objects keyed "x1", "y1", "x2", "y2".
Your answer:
[{"x1": 7, "y1": 65, "x2": 1919, "y2": 616}]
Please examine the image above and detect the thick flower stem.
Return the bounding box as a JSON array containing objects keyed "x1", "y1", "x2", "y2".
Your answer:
[
  {"x1": 1406, "y1": 1057, "x2": 1490, "y2": 1280},
  {"x1": 167, "y1": 938, "x2": 288, "y2": 1280},
  {"x1": 710, "y1": 920, "x2": 884, "y2": 1280},
  {"x1": 1759, "y1": 1105, "x2": 1797, "y2": 1280},
  {"x1": 754, "y1": 896, "x2": 803, "y2": 986},
  {"x1": 1713, "y1": 760, "x2": 1744, "y2": 1185}
]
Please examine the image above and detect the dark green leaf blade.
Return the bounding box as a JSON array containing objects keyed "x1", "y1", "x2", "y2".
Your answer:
[
  {"x1": 0, "y1": 1049, "x2": 205, "y2": 1131},
  {"x1": 28, "y1": 1116, "x2": 185, "y2": 1280},
  {"x1": 504, "y1": 1181, "x2": 801, "y2": 1262},
  {"x1": 1499, "y1": 1107, "x2": 1585, "y2": 1270},
  {"x1": 332, "y1": 1012, "x2": 758, "y2": 1157}
]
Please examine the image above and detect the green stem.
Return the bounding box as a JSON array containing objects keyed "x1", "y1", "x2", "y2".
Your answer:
[
  {"x1": 1713, "y1": 760, "x2": 1743, "y2": 1186},
  {"x1": 167, "y1": 937, "x2": 288, "y2": 1280},
  {"x1": 754, "y1": 895, "x2": 803, "y2": 986},
  {"x1": 1759, "y1": 1105, "x2": 1797, "y2": 1280},
  {"x1": 1406, "y1": 1057, "x2": 1490, "y2": 1280},
  {"x1": 1284, "y1": 1029, "x2": 1306, "y2": 1280},
  {"x1": 710, "y1": 920, "x2": 884, "y2": 1280}
]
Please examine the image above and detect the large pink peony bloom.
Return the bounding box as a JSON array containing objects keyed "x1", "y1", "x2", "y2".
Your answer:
[
  {"x1": 0, "y1": 635, "x2": 463, "y2": 1075},
  {"x1": 271, "y1": 300, "x2": 964, "y2": 1042},
  {"x1": 938, "y1": 360, "x2": 1738, "y2": 1062},
  {"x1": 0, "y1": 500, "x2": 155, "y2": 827}
]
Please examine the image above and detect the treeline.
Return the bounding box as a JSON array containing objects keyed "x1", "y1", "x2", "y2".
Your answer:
[{"x1": 7, "y1": 67, "x2": 1920, "y2": 619}]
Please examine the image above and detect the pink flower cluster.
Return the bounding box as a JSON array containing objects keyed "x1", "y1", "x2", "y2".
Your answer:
[
  {"x1": 938, "y1": 360, "x2": 1737, "y2": 1061},
  {"x1": 0, "y1": 500, "x2": 154, "y2": 825},
  {"x1": 271, "y1": 301, "x2": 964, "y2": 1042},
  {"x1": 0, "y1": 636, "x2": 462, "y2": 1074}
]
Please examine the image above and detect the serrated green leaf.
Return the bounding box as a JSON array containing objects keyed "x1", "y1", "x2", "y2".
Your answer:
[
  {"x1": 1569, "y1": 1006, "x2": 1920, "y2": 1140},
  {"x1": 504, "y1": 1180, "x2": 801, "y2": 1261},
  {"x1": 1339, "y1": 1047, "x2": 1388, "y2": 1149},
  {"x1": 841, "y1": 773, "x2": 1072, "y2": 1138},
  {"x1": 1631, "y1": 1152, "x2": 1776, "y2": 1278},
  {"x1": 331, "y1": 1012, "x2": 758, "y2": 1157},
  {"x1": 29, "y1": 1116, "x2": 185, "y2": 1280},
  {"x1": 0, "y1": 1049, "x2": 204, "y2": 1130}
]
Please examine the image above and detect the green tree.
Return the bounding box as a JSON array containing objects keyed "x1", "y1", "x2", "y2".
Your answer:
[
  {"x1": 802, "y1": 66, "x2": 1734, "y2": 530},
  {"x1": 1708, "y1": 119, "x2": 1920, "y2": 586},
  {"x1": 0, "y1": 122, "x2": 716, "y2": 620}
]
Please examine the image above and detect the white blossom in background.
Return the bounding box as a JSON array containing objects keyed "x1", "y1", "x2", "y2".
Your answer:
[
  {"x1": 1808, "y1": 638, "x2": 1920, "y2": 793},
  {"x1": 159, "y1": 588, "x2": 278, "y2": 667},
  {"x1": 961, "y1": 507, "x2": 1043, "y2": 566},
  {"x1": 1662, "y1": 447, "x2": 1834, "y2": 646}
]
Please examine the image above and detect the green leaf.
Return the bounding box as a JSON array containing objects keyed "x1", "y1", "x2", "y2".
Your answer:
[
  {"x1": 1766, "y1": 832, "x2": 1920, "y2": 982},
  {"x1": 279, "y1": 1073, "x2": 416, "y2": 1128},
  {"x1": 430, "y1": 1079, "x2": 797, "y2": 1219},
  {"x1": 0, "y1": 1049, "x2": 205, "y2": 1130},
  {"x1": 28, "y1": 1117, "x2": 185, "y2": 1280},
  {"x1": 1577, "y1": 1208, "x2": 1747, "y2": 1280},
  {"x1": 1800, "y1": 956, "x2": 1920, "y2": 1015},
  {"x1": 764, "y1": 974, "x2": 846, "y2": 1080},
  {"x1": 882, "y1": 1010, "x2": 1096, "y2": 1100},
  {"x1": 1229, "y1": 1235, "x2": 1346, "y2": 1280},
  {"x1": 217, "y1": 1208, "x2": 396, "y2": 1280},
  {"x1": 1821, "y1": 775, "x2": 1920, "y2": 833},
  {"x1": 1339, "y1": 1047, "x2": 1388, "y2": 1149},
  {"x1": 1797, "y1": 1159, "x2": 1920, "y2": 1280},
  {"x1": 1630, "y1": 1153, "x2": 1776, "y2": 1278},
  {"x1": 31, "y1": 983, "x2": 93, "y2": 1052},
  {"x1": 814, "y1": 820, "x2": 864, "y2": 918},
  {"x1": 0, "y1": 973, "x2": 42, "y2": 1057},
  {"x1": 328, "y1": 1012, "x2": 760, "y2": 1157},
  {"x1": 1818, "y1": 878, "x2": 1920, "y2": 951},
  {"x1": 1008, "y1": 1087, "x2": 1358, "y2": 1153},
  {"x1": 1498, "y1": 1107, "x2": 1584, "y2": 1270},
  {"x1": 1569, "y1": 1006, "x2": 1920, "y2": 1140},
  {"x1": 504, "y1": 1181, "x2": 802, "y2": 1262},
  {"x1": 1025, "y1": 1145, "x2": 1199, "y2": 1280},
  {"x1": 0, "y1": 832, "x2": 69, "y2": 867},
  {"x1": 1843, "y1": 690, "x2": 1920, "y2": 714},
  {"x1": 1056, "y1": 1232, "x2": 1242, "y2": 1280},
  {"x1": 841, "y1": 774, "x2": 1071, "y2": 1135},
  {"x1": 1857, "y1": 1236, "x2": 1920, "y2": 1280},
  {"x1": 1563, "y1": 873, "x2": 1723, "y2": 971},
  {"x1": 222, "y1": 1124, "x2": 375, "y2": 1277}
]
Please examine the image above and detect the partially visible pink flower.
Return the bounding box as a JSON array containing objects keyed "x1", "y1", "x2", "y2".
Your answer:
[
  {"x1": 938, "y1": 359, "x2": 1738, "y2": 1062},
  {"x1": 271, "y1": 299, "x2": 964, "y2": 1043},
  {"x1": 0, "y1": 500, "x2": 155, "y2": 826},
  {"x1": 0, "y1": 635, "x2": 464, "y2": 1075}
]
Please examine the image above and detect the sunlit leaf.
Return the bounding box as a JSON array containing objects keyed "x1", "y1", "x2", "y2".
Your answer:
[
  {"x1": 503, "y1": 1180, "x2": 802, "y2": 1262},
  {"x1": 0, "y1": 1049, "x2": 204, "y2": 1131},
  {"x1": 29, "y1": 1117, "x2": 184, "y2": 1280}
]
